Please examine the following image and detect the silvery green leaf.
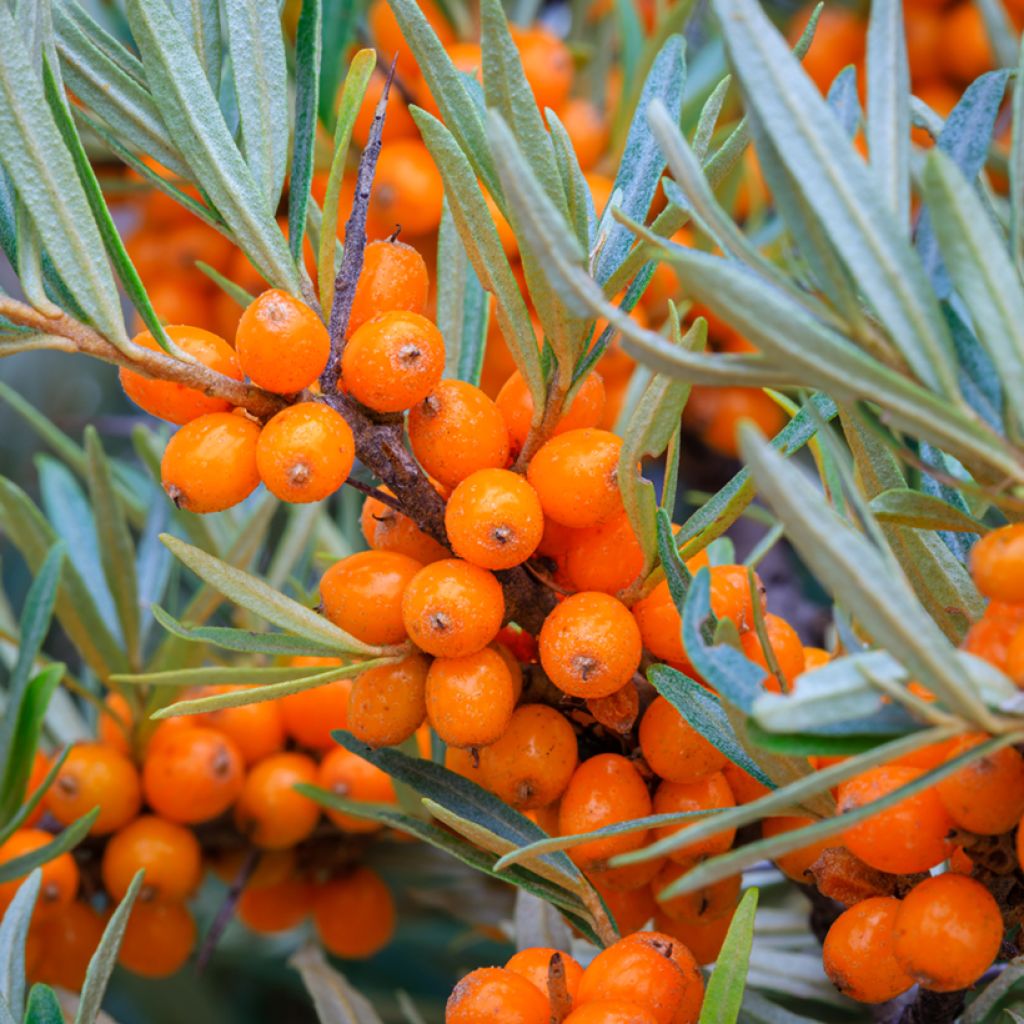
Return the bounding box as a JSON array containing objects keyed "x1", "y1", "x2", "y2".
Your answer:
[
  {"x1": 869, "y1": 487, "x2": 987, "y2": 534},
  {"x1": 168, "y1": 0, "x2": 221, "y2": 92},
  {"x1": 0, "y1": 871, "x2": 40, "y2": 1019},
  {"x1": 514, "y1": 890, "x2": 573, "y2": 953},
  {"x1": 826, "y1": 66, "x2": 860, "y2": 139},
  {"x1": 698, "y1": 889, "x2": 758, "y2": 1024},
  {"x1": 547, "y1": 109, "x2": 594, "y2": 254},
  {"x1": 288, "y1": 0, "x2": 320, "y2": 267},
  {"x1": 692, "y1": 74, "x2": 732, "y2": 162},
  {"x1": 290, "y1": 945, "x2": 385, "y2": 1024},
  {"x1": 976, "y1": 0, "x2": 1019, "y2": 70},
  {"x1": 1013, "y1": 35, "x2": 1024, "y2": 271},
  {"x1": 945, "y1": 302, "x2": 1004, "y2": 432}
]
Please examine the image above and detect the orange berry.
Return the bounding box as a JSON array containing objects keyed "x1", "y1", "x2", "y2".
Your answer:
[
  {"x1": 565, "y1": 513, "x2": 643, "y2": 595},
  {"x1": 972, "y1": 525, "x2": 1024, "y2": 603},
  {"x1": 352, "y1": 70, "x2": 417, "y2": 148},
  {"x1": 762, "y1": 816, "x2": 831, "y2": 883},
  {"x1": 653, "y1": 863, "x2": 740, "y2": 925},
  {"x1": 540, "y1": 592, "x2": 642, "y2": 699},
  {"x1": 425, "y1": 647, "x2": 516, "y2": 748},
  {"x1": 30, "y1": 900, "x2": 105, "y2": 991},
  {"x1": 317, "y1": 746, "x2": 396, "y2": 831},
  {"x1": 964, "y1": 604, "x2": 1024, "y2": 671},
  {"x1": 822, "y1": 897, "x2": 914, "y2": 1003},
  {"x1": 589, "y1": 854, "x2": 665, "y2": 894},
  {"x1": 161, "y1": 411, "x2": 261, "y2": 514},
  {"x1": 595, "y1": 880, "x2": 658, "y2": 935},
  {"x1": 22, "y1": 749, "x2": 51, "y2": 826},
  {"x1": 479, "y1": 704, "x2": 578, "y2": 809},
  {"x1": 722, "y1": 762, "x2": 770, "y2": 805},
  {"x1": 934, "y1": 733, "x2": 1024, "y2": 834},
  {"x1": 617, "y1": 932, "x2": 704, "y2": 1024},
  {"x1": 142, "y1": 725, "x2": 245, "y2": 824},
  {"x1": 652, "y1": 911, "x2": 731, "y2": 966},
  {"x1": 496, "y1": 371, "x2": 606, "y2": 455},
  {"x1": 234, "y1": 752, "x2": 320, "y2": 849},
  {"x1": 236, "y1": 289, "x2": 330, "y2": 393},
  {"x1": 101, "y1": 815, "x2": 202, "y2": 902},
  {"x1": 347, "y1": 654, "x2": 429, "y2": 747},
  {"x1": 512, "y1": 25, "x2": 573, "y2": 111},
  {"x1": 653, "y1": 774, "x2": 737, "y2": 865},
  {"x1": 0, "y1": 829, "x2": 78, "y2": 916},
  {"x1": 801, "y1": 646, "x2": 831, "y2": 672},
  {"x1": 506, "y1": 947, "x2": 584, "y2": 1003},
  {"x1": 836, "y1": 765, "x2": 954, "y2": 874},
  {"x1": 402, "y1": 558, "x2": 505, "y2": 657},
  {"x1": 209, "y1": 847, "x2": 295, "y2": 889},
  {"x1": 256, "y1": 402, "x2": 354, "y2": 503},
  {"x1": 190, "y1": 685, "x2": 286, "y2": 765},
  {"x1": 366, "y1": 0, "x2": 454, "y2": 80},
  {"x1": 348, "y1": 237, "x2": 428, "y2": 336},
  {"x1": 46, "y1": 742, "x2": 141, "y2": 836},
  {"x1": 368, "y1": 139, "x2": 444, "y2": 237},
  {"x1": 97, "y1": 692, "x2": 133, "y2": 756},
  {"x1": 739, "y1": 613, "x2": 805, "y2": 692},
  {"x1": 687, "y1": 386, "x2": 786, "y2": 458},
  {"x1": 940, "y1": 2, "x2": 993, "y2": 82},
  {"x1": 527, "y1": 429, "x2": 624, "y2": 528},
  {"x1": 342, "y1": 311, "x2": 445, "y2": 412},
  {"x1": 639, "y1": 696, "x2": 727, "y2": 784},
  {"x1": 445, "y1": 468, "x2": 544, "y2": 570},
  {"x1": 120, "y1": 325, "x2": 242, "y2": 424},
  {"x1": 558, "y1": 98, "x2": 608, "y2": 172},
  {"x1": 707, "y1": 564, "x2": 764, "y2": 630},
  {"x1": 445, "y1": 744, "x2": 486, "y2": 783},
  {"x1": 447, "y1": 966, "x2": 551, "y2": 1024},
  {"x1": 790, "y1": 4, "x2": 865, "y2": 94},
  {"x1": 558, "y1": 754, "x2": 652, "y2": 868},
  {"x1": 564, "y1": 1003, "x2": 659, "y2": 1024},
  {"x1": 893, "y1": 874, "x2": 1003, "y2": 991},
  {"x1": 280, "y1": 674, "x2": 354, "y2": 750},
  {"x1": 313, "y1": 867, "x2": 396, "y2": 958},
  {"x1": 237, "y1": 875, "x2": 313, "y2": 933},
  {"x1": 361, "y1": 486, "x2": 450, "y2": 563},
  {"x1": 118, "y1": 901, "x2": 196, "y2": 978}
]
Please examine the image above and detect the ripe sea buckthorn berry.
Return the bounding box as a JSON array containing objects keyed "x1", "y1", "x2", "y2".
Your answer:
[
  {"x1": 801, "y1": 646, "x2": 831, "y2": 672},
  {"x1": 210, "y1": 847, "x2": 295, "y2": 889},
  {"x1": 565, "y1": 513, "x2": 644, "y2": 595},
  {"x1": 23, "y1": 750, "x2": 50, "y2": 826},
  {"x1": 235, "y1": 289, "x2": 330, "y2": 393},
  {"x1": 496, "y1": 370, "x2": 606, "y2": 455},
  {"x1": 368, "y1": 140, "x2": 444, "y2": 237},
  {"x1": 539, "y1": 592, "x2": 642, "y2": 699},
  {"x1": 237, "y1": 875, "x2": 313, "y2": 933},
  {"x1": 402, "y1": 559, "x2": 505, "y2": 658},
  {"x1": 445, "y1": 469, "x2": 544, "y2": 570},
  {"x1": 234, "y1": 752, "x2": 320, "y2": 849},
  {"x1": 118, "y1": 902, "x2": 196, "y2": 978},
  {"x1": 161, "y1": 412, "x2": 261, "y2": 514},
  {"x1": 971, "y1": 525, "x2": 1024, "y2": 602},
  {"x1": 191, "y1": 685, "x2": 285, "y2": 765},
  {"x1": 98, "y1": 692, "x2": 133, "y2": 756},
  {"x1": 0, "y1": 829, "x2": 78, "y2": 915},
  {"x1": 352, "y1": 70, "x2": 416, "y2": 148},
  {"x1": 494, "y1": 640, "x2": 526, "y2": 702},
  {"x1": 446, "y1": 966, "x2": 551, "y2": 1024},
  {"x1": 120, "y1": 325, "x2": 242, "y2": 424},
  {"x1": 639, "y1": 696, "x2": 727, "y2": 784},
  {"x1": 836, "y1": 765, "x2": 953, "y2": 874},
  {"x1": 527, "y1": 429, "x2": 624, "y2": 528},
  {"x1": 342, "y1": 311, "x2": 445, "y2": 412},
  {"x1": 280, "y1": 662, "x2": 353, "y2": 749},
  {"x1": 317, "y1": 747, "x2": 396, "y2": 831},
  {"x1": 594, "y1": 880, "x2": 658, "y2": 935},
  {"x1": 479, "y1": 704, "x2": 578, "y2": 809},
  {"x1": 425, "y1": 647, "x2": 516, "y2": 748},
  {"x1": 935, "y1": 733, "x2": 1024, "y2": 834},
  {"x1": 558, "y1": 754, "x2": 652, "y2": 867},
  {"x1": 348, "y1": 238, "x2": 428, "y2": 336},
  {"x1": 940, "y1": 3, "x2": 993, "y2": 82},
  {"x1": 313, "y1": 867, "x2": 396, "y2": 958},
  {"x1": 618, "y1": 932, "x2": 704, "y2": 1024},
  {"x1": 31, "y1": 900, "x2": 104, "y2": 992},
  {"x1": 101, "y1": 815, "x2": 202, "y2": 902},
  {"x1": 511, "y1": 26, "x2": 573, "y2": 111},
  {"x1": 1005, "y1": 625, "x2": 1024, "y2": 686},
  {"x1": 822, "y1": 897, "x2": 913, "y2": 1003},
  {"x1": 739, "y1": 613, "x2": 805, "y2": 692},
  {"x1": 367, "y1": 0, "x2": 454, "y2": 80},
  {"x1": 963, "y1": 603, "x2": 1024, "y2": 670},
  {"x1": 558, "y1": 98, "x2": 609, "y2": 172},
  {"x1": 590, "y1": 854, "x2": 665, "y2": 894},
  {"x1": 564, "y1": 1004, "x2": 659, "y2": 1024},
  {"x1": 408, "y1": 380, "x2": 511, "y2": 488},
  {"x1": 347, "y1": 654, "x2": 429, "y2": 747},
  {"x1": 761, "y1": 816, "x2": 831, "y2": 883},
  {"x1": 446, "y1": 744, "x2": 485, "y2": 783},
  {"x1": 256, "y1": 402, "x2": 354, "y2": 503},
  {"x1": 361, "y1": 485, "x2": 450, "y2": 563},
  {"x1": 46, "y1": 742, "x2": 141, "y2": 835},
  {"x1": 708, "y1": 565, "x2": 764, "y2": 630},
  {"x1": 652, "y1": 911, "x2": 731, "y2": 967},
  {"x1": 722, "y1": 762, "x2": 769, "y2": 805},
  {"x1": 893, "y1": 875, "x2": 1003, "y2": 991},
  {"x1": 654, "y1": 864, "x2": 740, "y2": 925},
  {"x1": 653, "y1": 773, "x2": 737, "y2": 865},
  {"x1": 506, "y1": 947, "x2": 584, "y2": 1003},
  {"x1": 142, "y1": 725, "x2": 245, "y2": 824},
  {"x1": 321, "y1": 550, "x2": 422, "y2": 646}
]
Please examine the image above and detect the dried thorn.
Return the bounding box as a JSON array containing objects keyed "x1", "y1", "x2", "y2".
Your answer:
[{"x1": 196, "y1": 847, "x2": 259, "y2": 973}]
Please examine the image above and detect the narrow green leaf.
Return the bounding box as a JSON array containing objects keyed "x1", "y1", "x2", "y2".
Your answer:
[
  {"x1": 289, "y1": 945, "x2": 385, "y2": 1024},
  {"x1": 24, "y1": 985, "x2": 63, "y2": 1024},
  {"x1": 692, "y1": 75, "x2": 732, "y2": 163},
  {"x1": 319, "y1": 0, "x2": 371, "y2": 130},
  {"x1": 698, "y1": 888, "x2": 758, "y2": 1024},
  {"x1": 0, "y1": 810, "x2": 98, "y2": 885},
  {"x1": 0, "y1": 871, "x2": 39, "y2": 1020},
  {"x1": 168, "y1": 0, "x2": 222, "y2": 93},
  {"x1": 1012, "y1": 36, "x2": 1024, "y2": 273},
  {"x1": 113, "y1": 664, "x2": 364, "y2": 690},
  {"x1": 195, "y1": 261, "x2": 256, "y2": 308},
  {"x1": 869, "y1": 487, "x2": 987, "y2": 533},
  {"x1": 547, "y1": 109, "x2": 595, "y2": 254},
  {"x1": 826, "y1": 66, "x2": 861, "y2": 138},
  {"x1": 0, "y1": 749, "x2": 68, "y2": 848},
  {"x1": 288, "y1": 0, "x2": 321, "y2": 267}
]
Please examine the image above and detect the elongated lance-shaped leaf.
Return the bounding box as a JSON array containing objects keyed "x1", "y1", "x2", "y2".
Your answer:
[
  {"x1": 0, "y1": 870, "x2": 40, "y2": 1019},
  {"x1": 547, "y1": 110, "x2": 594, "y2": 254},
  {"x1": 826, "y1": 66, "x2": 861, "y2": 138},
  {"x1": 288, "y1": 0, "x2": 320, "y2": 268},
  {"x1": 123, "y1": 0, "x2": 300, "y2": 295},
  {"x1": 0, "y1": 736, "x2": 68, "y2": 847},
  {"x1": 692, "y1": 75, "x2": 732, "y2": 162},
  {"x1": 738, "y1": 423, "x2": 998, "y2": 727},
  {"x1": 168, "y1": 0, "x2": 221, "y2": 93},
  {"x1": 437, "y1": 203, "x2": 490, "y2": 385},
  {"x1": 869, "y1": 488, "x2": 987, "y2": 533},
  {"x1": 866, "y1": 0, "x2": 910, "y2": 229},
  {"x1": 1013, "y1": 36, "x2": 1024, "y2": 273},
  {"x1": 319, "y1": 0, "x2": 370, "y2": 130},
  {"x1": 713, "y1": 0, "x2": 959, "y2": 400},
  {"x1": 699, "y1": 889, "x2": 758, "y2": 1024},
  {"x1": 0, "y1": 809, "x2": 97, "y2": 886},
  {"x1": 289, "y1": 945, "x2": 385, "y2": 1024},
  {"x1": 114, "y1": 664, "x2": 369, "y2": 690}
]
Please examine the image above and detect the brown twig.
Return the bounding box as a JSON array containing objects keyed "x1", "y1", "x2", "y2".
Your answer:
[{"x1": 196, "y1": 847, "x2": 258, "y2": 973}]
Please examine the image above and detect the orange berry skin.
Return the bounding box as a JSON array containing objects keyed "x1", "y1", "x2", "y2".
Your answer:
[
  {"x1": 118, "y1": 901, "x2": 196, "y2": 978},
  {"x1": 31, "y1": 900, "x2": 105, "y2": 991},
  {"x1": 596, "y1": 881, "x2": 658, "y2": 935},
  {"x1": 342, "y1": 311, "x2": 445, "y2": 412},
  {"x1": 940, "y1": 2, "x2": 994, "y2": 83},
  {"x1": 707, "y1": 565, "x2": 763, "y2": 630},
  {"x1": 280, "y1": 674, "x2": 353, "y2": 750},
  {"x1": 496, "y1": 371, "x2": 606, "y2": 455},
  {"x1": 101, "y1": 815, "x2": 202, "y2": 902},
  {"x1": 348, "y1": 238, "x2": 428, "y2": 336},
  {"x1": 367, "y1": 0, "x2": 454, "y2": 80},
  {"x1": 723, "y1": 762, "x2": 770, "y2": 805},
  {"x1": 631, "y1": 580, "x2": 688, "y2": 664},
  {"x1": 564, "y1": 1003, "x2": 659, "y2": 1024},
  {"x1": 191, "y1": 685, "x2": 286, "y2": 765},
  {"x1": 402, "y1": 559, "x2": 505, "y2": 658},
  {"x1": 352, "y1": 70, "x2": 416, "y2": 148},
  {"x1": 762, "y1": 816, "x2": 831, "y2": 884},
  {"x1": 654, "y1": 863, "x2": 740, "y2": 925},
  {"x1": 479, "y1": 704, "x2": 578, "y2": 809},
  {"x1": 361, "y1": 487, "x2": 450, "y2": 563},
  {"x1": 652, "y1": 911, "x2": 731, "y2": 967},
  {"x1": 426, "y1": 648, "x2": 516, "y2": 748},
  {"x1": 236, "y1": 289, "x2": 330, "y2": 393},
  {"x1": 97, "y1": 693, "x2": 133, "y2": 756},
  {"x1": 161, "y1": 412, "x2": 261, "y2": 514},
  {"x1": 739, "y1": 613, "x2": 805, "y2": 692},
  {"x1": 313, "y1": 867, "x2": 396, "y2": 958},
  {"x1": 527, "y1": 429, "x2": 624, "y2": 528},
  {"x1": 408, "y1": 380, "x2": 511, "y2": 488},
  {"x1": 237, "y1": 875, "x2": 313, "y2": 933},
  {"x1": 234, "y1": 752, "x2": 320, "y2": 849},
  {"x1": 347, "y1": 654, "x2": 429, "y2": 747},
  {"x1": 320, "y1": 550, "x2": 422, "y2": 646},
  {"x1": 617, "y1": 932, "x2": 704, "y2": 1024},
  {"x1": 23, "y1": 750, "x2": 51, "y2": 826},
  {"x1": 446, "y1": 966, "x2": 551, "y2": 1024},
  {"x1": 893, "y1": 875, "x2": 1003, "y2": 991},
  {"x1": 445, "y1": 469, "x2": 544, "y2": 570},
  {"x1": 540, "y1": 592, "x2": 642, "y2": 699},
  {"x1": 801, "y1": 646, "x2": 832, "y2": 672},
  {"x1": 46, "y1": 742, "x2": 141, "y2": 836},
  {"x1": 565, "y1": 513, "x2": 643, "y2": 595},
  {"x1": 558, "y1": 754, "x2": 652, "y2": 867},
  {"x1": 0, "y1": 829, "x2": 78, "y2": 916},
  {"x1": 445, "y1": 744, "x2": 486, "y2": 783},
  {"x1": 1005, "y1": 624, "x2": 1024, "y2": 685},
  {"x1": 653, "y1": 774, "x2": 737, "y2": 865},
  {"x1": 639, "y1": 696, "x2": 727, "y2": 784},
  {"x1": 317, "y1": 747, "x2": 396, "y2": 831},
  {"x1": 256, "y1": 402, "x2": 355, "y2": 503},
  {"x1": 935, "y1": 733, "x2": 1024, "y2": 835},
  {"x1": 972, "y1": 525, "x2": 1024, "y2": 602},
  {"x1": 506, "y1": 947, "x2": 584, "y2": 1003},
  {"x1": 822, "y1": 897, "x2": 914, "y2": 1003},
  {"x1": 368, "y1": 140, "x2": 444, "y2": 237},
  {"x1": 836, "y1": 765, "x2": 954, "y2": 874},
  {"x1": 120, "y1": 325, "x2": 242, "y2": 424},
  {"x1": 142, "y1": 726, "x2": 245, "y2": 824},
  {"x1": 558, "y1": 98, "x2": 609, "y2": 172},
  {"x1": 512, "y1": 26, "x2": 573, "y2": 111}
]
